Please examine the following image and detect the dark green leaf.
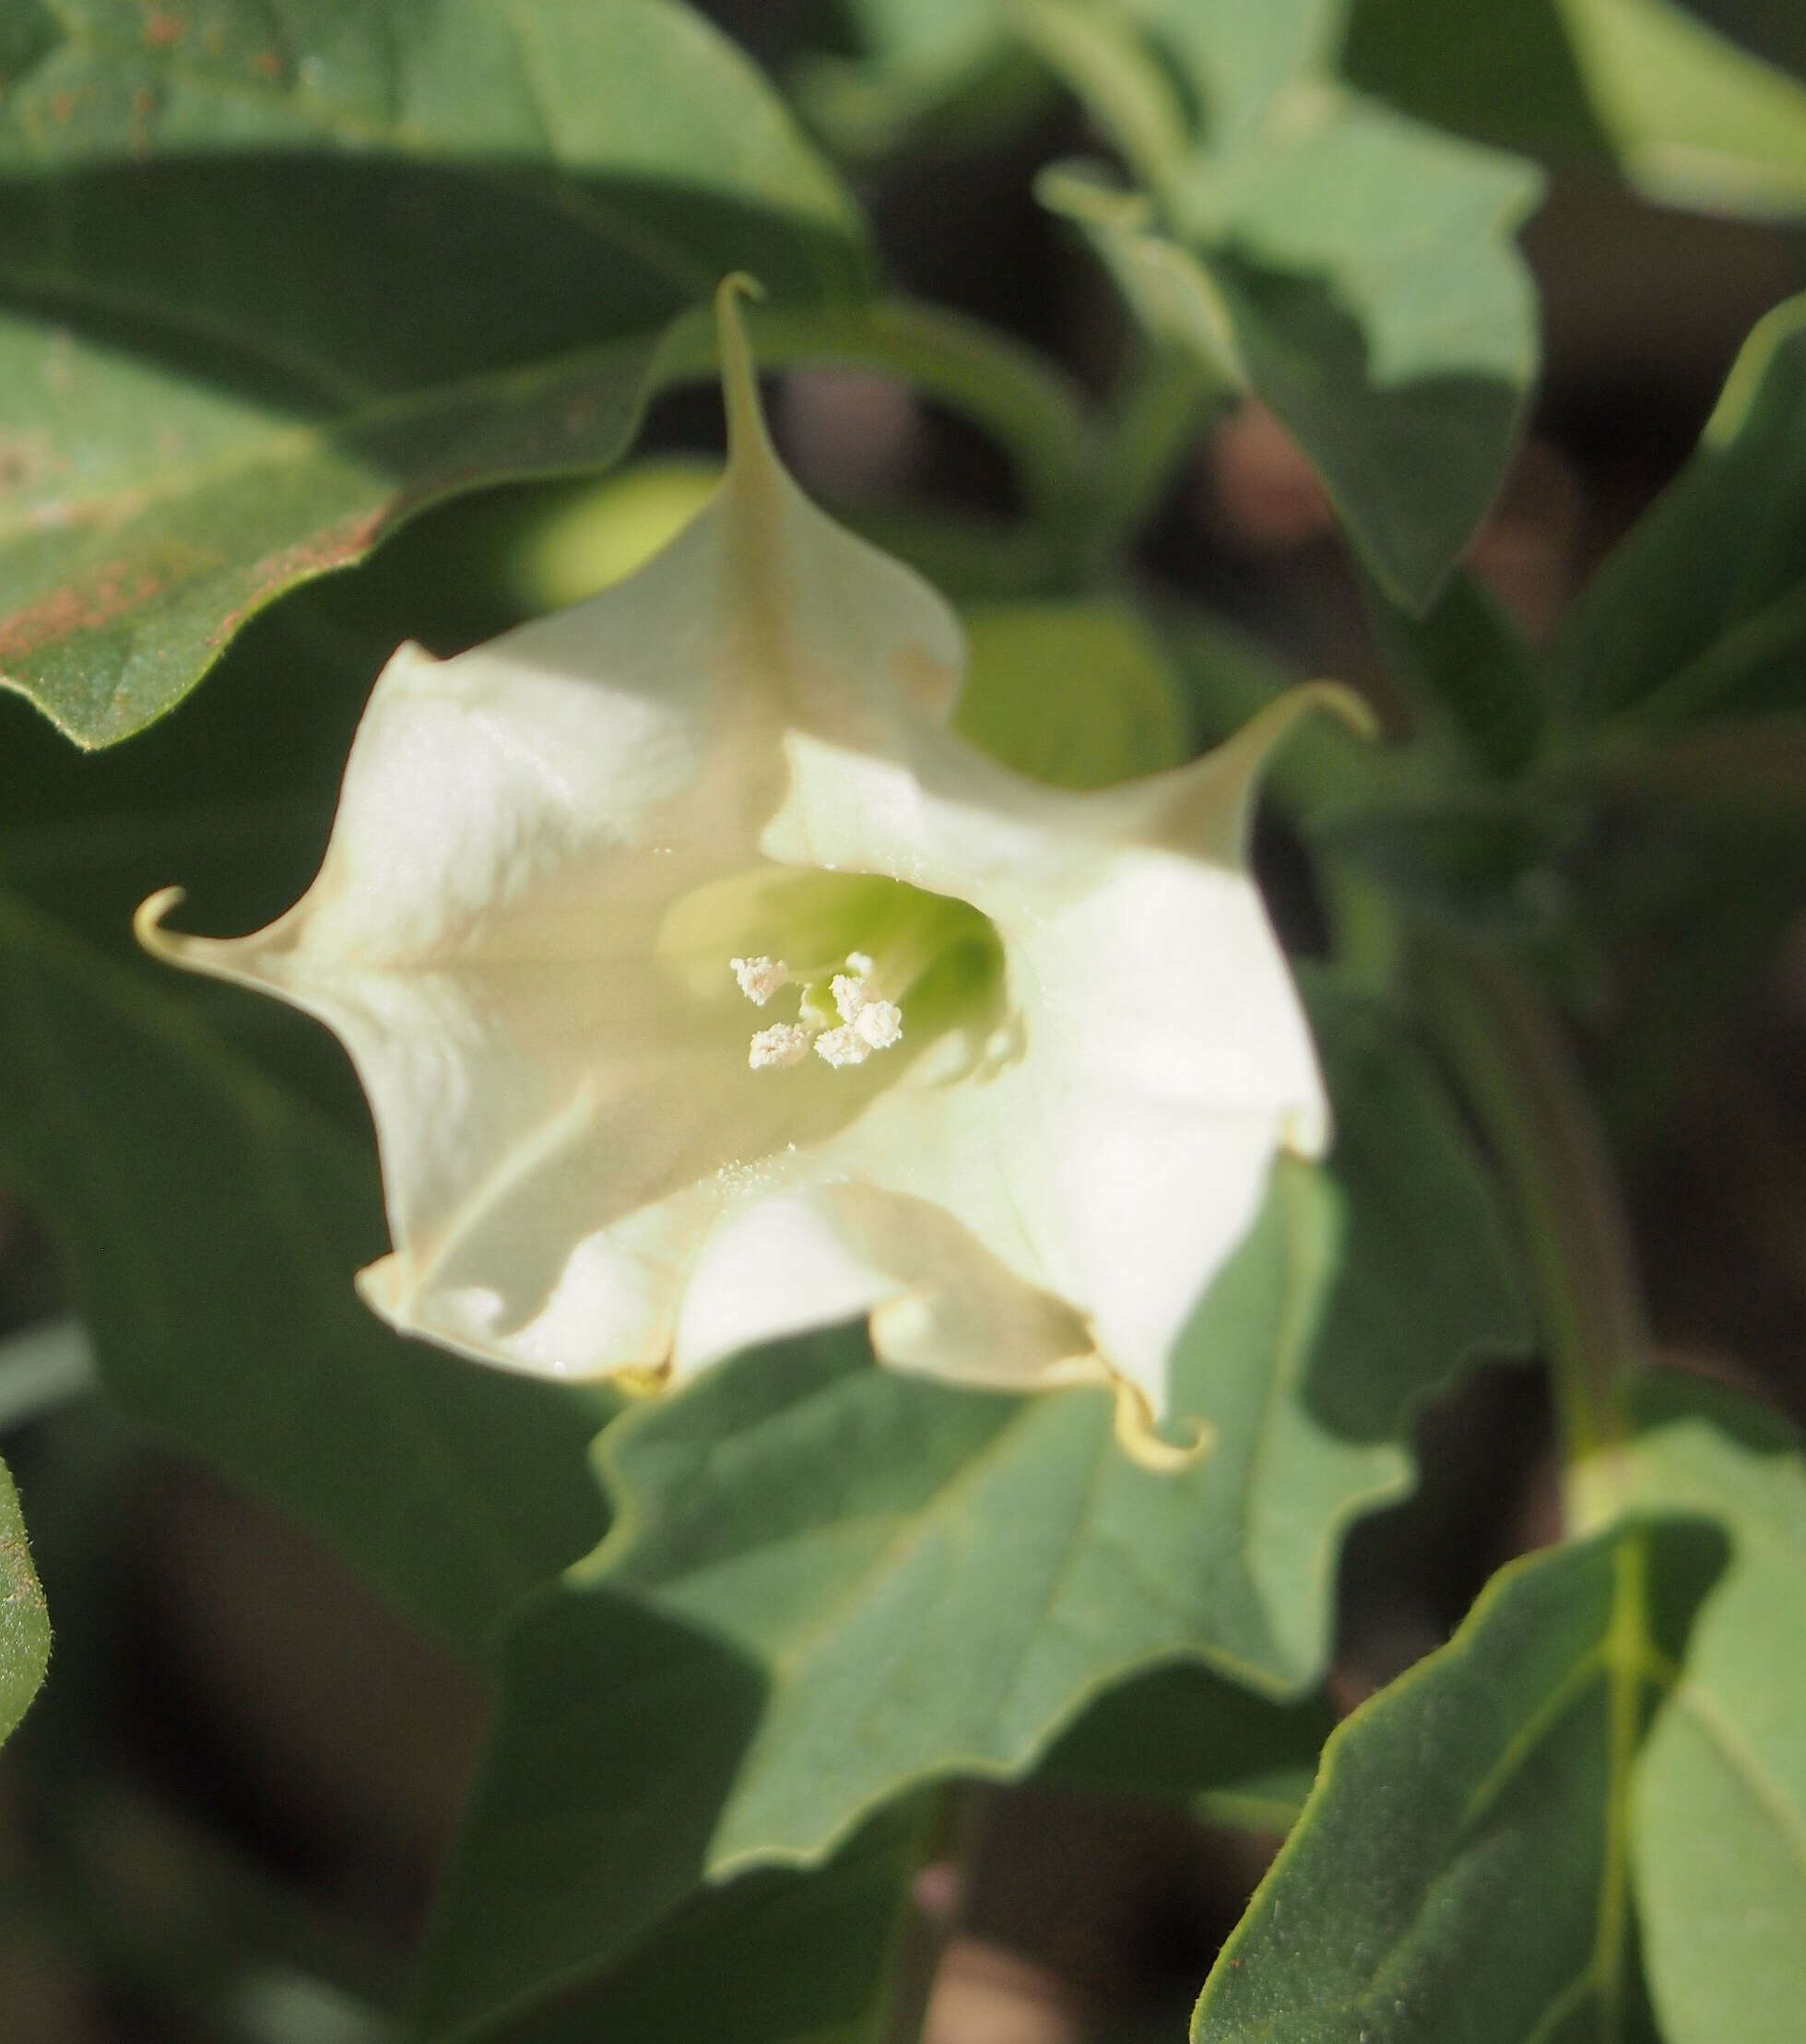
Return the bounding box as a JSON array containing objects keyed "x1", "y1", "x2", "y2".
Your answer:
[
  {"x1": 0, "y1": 1450, "x2": 49, "y2": 1747},
  {"x1": 1578, "y1": 810, "x2": 1806, "y2": 1140},
  {"x1": 481, "y1": 1811, "x2": 917, "y2": 2044},
  {"x1": 1345, "y1": 0, "x2": 1611, "y2": 163},
  {"x1": 0, "y1": 884, "x2": 613, "y2": 1658},
  {"x1": 1363, "y1": 571, "x2": 1542, "y2": 779},
  {"x1": 0, "y1": 0, "x2": 868, "y2": 328},
  {"x1": 417, "y1": 1588, "x2": 918, "y2": 2040},
  {"x1": 420, "y1": 1174, "x2": 1344, "y2": 2029},
  {"x1": 1032, "y1": 3, "x2": 1542, "y2": 610},
  {"x1": 1039, "y1": 1660, "x2": 1335, "y2": 1833},
  {"x1": 795, "y1": 0, "x2": 1051, "y2": 159},
  {"x1": 1545, "y1": 290, "x2": 1806, "y2": 728},
  {"x1": 1302, "y1": 980, "x2": 1531, "y2": 1443}
]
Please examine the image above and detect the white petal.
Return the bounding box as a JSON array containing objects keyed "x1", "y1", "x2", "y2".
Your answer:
[{"x1": 137, "y1": 279, "x2": 1342, "y2": 1432}]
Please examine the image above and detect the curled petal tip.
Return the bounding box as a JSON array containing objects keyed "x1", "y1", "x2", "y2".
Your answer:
[
  {"x1": 1295, "y1": 678, "x2": 1378, "y2": 741},
  {"x1": 134, "y1": 885, "x2": 188, "y2": 958},
  {"x1": 715, "y1": 272, "x2": 773, "y2": 466},
  {"x1": 355, "y1": 1253, "x2": 406, "y2": 1325},
  {"x1": 1234, "y1": 679, "x2": 1376, "y2": 759},
  {"x1": 716, "y1": 271, "x2": 767, "y2": 313},
  {"x1": 1154, "y1": 678, "x2": 1378, "y2": 867},
  {"x1": 1112, "y1": 1381, "x2": 1216, "y2": 1473}
]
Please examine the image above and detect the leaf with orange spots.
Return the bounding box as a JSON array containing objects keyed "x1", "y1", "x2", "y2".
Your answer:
[
  {"x1": 0, "y1": 309, "x2": 686, "y2": 746},
  {"x1": 0, "y1": 0, "x2": 874, "y2": 744}
]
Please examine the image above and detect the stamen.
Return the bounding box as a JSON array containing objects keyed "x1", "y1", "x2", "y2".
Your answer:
[
  {"x1": 749, "y1": 1023, "x2": 809, "y2": 1069},
  {"x1": 731, "y1": 955, "x2": 788, "y2": 1006},
  {"x1": 852, "y1": 999, "x2": 903, "y2": 1050},
  {"x1": 733, "y1": 924, "x2": 945, "y2": 1074},
  {"x1": 813, "y1": 1024, "x2": 872, "y2": 1068}
]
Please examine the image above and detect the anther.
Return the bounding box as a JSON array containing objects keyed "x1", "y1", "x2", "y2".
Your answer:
[
  {"x1": 731, "y1": 956, "x2": 788, "y2": 1006},
  {"x1": 749, "y1": 1023, "x2": 809, "y2": 1069},
  {"x1": 813, "y1": 1025, "x2": 871, "y2": 1068},
  {"x1": 852, "y1": 1000, "x2": 903, "y2": 1050}
]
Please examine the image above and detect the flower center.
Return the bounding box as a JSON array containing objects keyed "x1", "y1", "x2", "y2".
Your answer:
[{"x1": 659, "y1": 869, "x2": 1005, "y2": 1073}]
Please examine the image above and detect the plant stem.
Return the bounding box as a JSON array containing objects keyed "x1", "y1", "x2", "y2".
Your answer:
[
  {"x1": 1084, "y1": 346, "x2": 1222, "y2": 569},
  {"x1": 1320, "y1": 860, "x2": 1407, "y2": 1002},
  {"x1": 1417, "y1": 946, "x2": 1647, "y2": 1500},
  {"x1": 879, "y1": 1783, "x2": 995, "y2": 2044}
]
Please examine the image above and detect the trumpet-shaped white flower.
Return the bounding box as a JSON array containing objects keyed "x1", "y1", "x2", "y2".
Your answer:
[{"x1": 138, "y1": 279, "x2": 1359, "y2": 1458}]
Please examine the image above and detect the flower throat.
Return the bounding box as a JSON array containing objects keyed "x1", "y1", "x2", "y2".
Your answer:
[{"x1": 660, "y1": 868, "x2": 1006, "y2": 1072}]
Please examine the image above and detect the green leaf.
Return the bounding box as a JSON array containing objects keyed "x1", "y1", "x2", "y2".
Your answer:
[
  {"x1": 1613, "y1": 1375, "x2": 1806, "y2": 2044},
  {"x1": 418, "y1": 987, "x2": 1527, "y2": 2026},
  {"x1": 1190, "y1": 1375, "x2": 1806, "y2": 2042},
  {"x1": 1363, "y1": 571, "x2": 1542, "y2": 780},
  {"x1": 568, "y1": 1167, "x2": 1354, "y2": 1871},
  {"x1": 1192, "y1": 1530, "x2": 1674, "y2": 2043},
  {"x1": 0, "y1": 310, "x2": 678, "y2": 749},
  {"x1": 1039, "y1": 1660, "x2": 1336, "y2": 1833},
  {"x1": 416, "y1": 1587, "x2": 920, "y2": 2040},
  {"x1": 0, "y1": 882, "x2": 613, "y2": 1658},
  {"x1": 1300, "y1": 980, "x2": 1530, "y2": 1442},
  {"x1": 0, "y1": 0, "x2": 876, "y2": 746},
  {"x1": 1580, "y1": 811, "x2": 1806, "y2": 1141},
  {"x1": 1128, "y1": 0, "x2": 1344, "y2": 155},
  {"x1": 1350, "y1": 0, "x2": 1806, "y2": 218},
  {"x1": 430, "y1": 1752, "x2": 919, "y2": 2044},
  {"x1": 954, "y1": 598, "x2": 1193, "y2": 786},
  {"x1": 0, "y1": 0, "x2": 867, "y2": 314},
  {"x1": 1557, "y1": 0, "x2": 1806, "y2": 218},
  {"x1": 1031, "y1": 2, "x2": 1542, "y2": 610},
  {"x1": 1545, "y1": 290, "x2": 1806, "y2": 729},
  {"x1": 795, "y1": 0, "x2": 1051, "y2": 159},
  {"x1": 0, "y1": 1451, "x2": 49, "y2": 1749},
  {"x1": 1348, "y1": 0, "x2": 1608, "y2": 164}
]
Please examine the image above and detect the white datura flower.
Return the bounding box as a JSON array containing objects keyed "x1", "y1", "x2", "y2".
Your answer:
[{"x1": 139, "y1": 278, "x2": 1360, "y2": 1462}]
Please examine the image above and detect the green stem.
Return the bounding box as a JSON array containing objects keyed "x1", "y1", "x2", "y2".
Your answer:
[
  {"x1": 655, "y1": 296, "x2": 1098, "y2": 573},
  {"x1": 1084, "y1": 346, "x2": 1222, "y2": 567},
  {"x1": 878, "y1": 1784, "x2": 993, "y2": 2044},
  {"x1": 1417, "y1": 946, "x2": 1646, "y2": 1484},
  {"x1": 1320, "y1": 859, "x2": 1407, "y2": 1001}
]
